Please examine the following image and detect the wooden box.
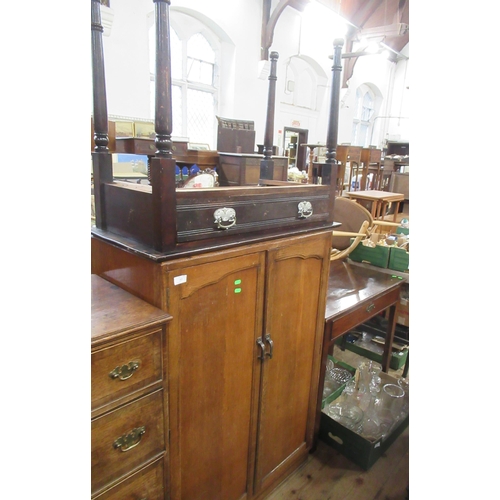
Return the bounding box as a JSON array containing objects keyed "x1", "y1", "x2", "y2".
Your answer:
[{"x1": 218, "y1": 153, "x2": 288, "y2": 186}]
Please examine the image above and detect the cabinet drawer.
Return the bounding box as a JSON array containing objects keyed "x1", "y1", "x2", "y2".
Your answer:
[
  {"x1": 92, "y1": 329, "x2": 163, "y2": 411},
  {"x1": 329, "y1": 288, "x2": 400, "y2": 341},
  {"x1": 91, "y1": 389, "x2": 165, "y2": 494},
  {"x1": 93, "y1": 457, "x2": 164, "y2": 500}
]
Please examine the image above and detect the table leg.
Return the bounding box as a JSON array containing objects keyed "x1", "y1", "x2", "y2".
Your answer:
[
  {"x1": 313, "y1": 321, "x2": 334, "y2": 446},
  {"x1": 381, "y1": 303, "x2": 397, "y2": 372},
  {"x1": 392, "y1": 201, "x2": 401, "y2": 222}
]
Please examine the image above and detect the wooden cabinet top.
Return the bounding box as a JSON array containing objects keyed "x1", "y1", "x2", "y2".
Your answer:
[
  {"x1": 325, "y1": 260, "x2": 404, "y2": 321},
  {"x1": 91, "y1": 275, "x2": 172, "y2": 344}
]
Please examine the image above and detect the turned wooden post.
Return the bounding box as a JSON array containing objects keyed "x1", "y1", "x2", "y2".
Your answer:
[
  {"x1": 259, "y1": 51, "x2": 279, "y2": 183},
  {"x1": 150, "y1": 0, "x2": 177, "y2": 251},
  {"x1": 323, "y1": 38, "x2": 344, "y2": 221},
  {"x1": 91, "y1": 0, "x2": 113, "y2": 229}
]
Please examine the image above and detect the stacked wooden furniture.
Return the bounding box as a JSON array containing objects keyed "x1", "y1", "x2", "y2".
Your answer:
[
  {"x1": 360, "y1": 147, "x2": 383, "y2": 190},
  {"x1": 336, "y1": 145, "x2": 361, "y2": 194},
  {"x1": 91, "y1": 275, "x2": 172, "y2": 499},
  {"x1": 91, "y1": 1, "x2": 344, "y2": 498}
]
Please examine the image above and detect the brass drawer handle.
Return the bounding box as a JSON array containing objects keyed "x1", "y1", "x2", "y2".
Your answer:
[
  {"x1": 366, "y1": 303, "x2": 376, "y2": 313},
  {"x1": 214, "y1": 207, "x2": 236, "y2": 229},
  {"x1": 113, "y1": 426, "x2": 146, "y2": 452},
  {"x1": 109, "y1": 361, "x2": 140, "y2": 381},
  {"x1": 298, "y1": 201, "x2": 313, "y2": 218}
]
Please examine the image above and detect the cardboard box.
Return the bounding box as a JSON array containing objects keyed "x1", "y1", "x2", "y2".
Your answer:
[
  {"x1": 348, "y1": 240, "x2": 390, "y2": 268},
  {"x1": 319, "y1": 372, "x2": 409, "y2": 470},
  {"x1": 396, "y1": 288, "x2": 409, "y2": 327},
  {"x1": 322, "y1": 356, "x2": 356, "y2": 409},
  {"x1": 388, "y1": 246, "x2": 409, "y2": 273}
]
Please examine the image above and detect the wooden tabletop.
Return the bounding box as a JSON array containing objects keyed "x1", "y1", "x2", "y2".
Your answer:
[
  {"x1": 325, "y1": 260, "x2": 404, "y2": 322},
  {"x1": 91, "y1": 275, "x2": 172, "y2": 344},
  {"x1": 345, "y1": 190, "x2": 404, "y2": 202}
]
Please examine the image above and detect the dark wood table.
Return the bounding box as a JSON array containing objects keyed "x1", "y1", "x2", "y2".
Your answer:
[{"x1": 314, "y1": 259, "x2": 405, "y2": 441}]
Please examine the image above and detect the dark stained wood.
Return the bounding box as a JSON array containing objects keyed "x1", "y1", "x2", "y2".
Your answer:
[
  {"x1": 90, "y1": 0, "x2": 339, "y2": 254},
  {"x1": 260, "y1": 51, "x2": 279, "y2": 181}
]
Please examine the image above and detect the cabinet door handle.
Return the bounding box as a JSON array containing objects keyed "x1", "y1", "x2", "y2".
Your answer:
[
  {"x1": 256, "y1": 337, "x2": 266, "y2": 360},
  {"x1": 366, "y1": 303, "x2": 375, "y2": 313},
  {"x1": 109, "y1": 361, "x2": 140, "y2": 381},
  {"x1": 113, "y1": 426, "x2": 146, "y2": 452},
  {"x1": 264, "y1": 334, "x2": 274, "y2": 359}
]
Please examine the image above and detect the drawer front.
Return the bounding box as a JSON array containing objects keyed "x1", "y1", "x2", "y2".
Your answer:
[
  {"x1": 93, "y1": 457, "x2": 164, "y2": 500},
  {"x1": 175, "y1": 185, "x2": 332, "y2": 242},
  {"x1": 329, "y1": 288, "x2": 400, "y2": 341},
  {"x1": 92, "y1": 329, "x2": 163, "y2": 411},
  {"x1": 91, "y1": 389, "x2": 165, "y2": 494}
]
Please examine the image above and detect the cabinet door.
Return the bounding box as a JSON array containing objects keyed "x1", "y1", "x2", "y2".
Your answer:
[
  {"x1": 253, "y1": 232, "x2": 330, "y2": 494},
  {"x1": 167, "y1": 252, "x2": 265, "y2": 500}
]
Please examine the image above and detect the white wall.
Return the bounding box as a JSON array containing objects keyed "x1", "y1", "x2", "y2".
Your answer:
[{"x1": 99, "y1": 0, "x2": 409, "y2": 151}]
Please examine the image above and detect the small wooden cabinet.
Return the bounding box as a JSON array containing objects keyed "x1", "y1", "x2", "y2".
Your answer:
[
  {"x1": 92, "y1": 230, "x2": 331, "y2": 500},
  {"x1": 91, "y1": 275, "x2": 172, "y2": 499}
]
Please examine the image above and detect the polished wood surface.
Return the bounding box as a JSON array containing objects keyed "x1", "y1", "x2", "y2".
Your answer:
[
  {"x1": 324, "y1": 260, "x2": 403, "y2": 322},
  {"x1": 91, "y1": 275, "x2": 171, "y2": 343},
  {"x1": 91, "y1": 275, "x2": 172, "y2": 498}
]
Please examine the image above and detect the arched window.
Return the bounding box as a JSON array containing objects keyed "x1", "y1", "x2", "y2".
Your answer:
[
  {"x1": 149, "y1": 24, "x2": 219, "y2": 148},
  {"x1": 352, "y1": 85, "x2": 375, "y2": 147}
]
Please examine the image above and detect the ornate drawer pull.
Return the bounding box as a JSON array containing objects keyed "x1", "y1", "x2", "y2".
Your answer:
[
  {"x1": 366, "y1": 303, "x2": 376, "y2": 313},
  {"x1": 298, "y1": 201, "x2": 313, "y2": 218},
  {"x1": 214, "y1": 207, "x2": 236, "y2": 229},
  {"x1": 113, "y1": 426, "x2": 146, "y2": 452},
  {"x1": 109, "y1": 361, "x2": 140, "y2": 381}
]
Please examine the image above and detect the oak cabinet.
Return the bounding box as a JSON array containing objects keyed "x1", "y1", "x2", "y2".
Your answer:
[
  {"x1": 91, "y1": 275, "x2": 172, "y2": 499},
  {"x1": 92, "y1": 230, "x2": 331, "y2": 500}
]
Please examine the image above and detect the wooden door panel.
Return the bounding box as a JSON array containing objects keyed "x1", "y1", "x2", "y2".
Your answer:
[
  {"x1": 254, "y1": 234, "x2": 330, "y2": 492},
  {"x1": 167, "y1": 252, "x2": 265, "y2": 500}
]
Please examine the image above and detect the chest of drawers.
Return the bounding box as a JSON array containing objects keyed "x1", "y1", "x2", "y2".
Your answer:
[{"x1": 91, "y1": 275, "x2": 172, "y2": 498}]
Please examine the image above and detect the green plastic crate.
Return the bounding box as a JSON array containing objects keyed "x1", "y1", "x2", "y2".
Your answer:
[
  {"x1": 348, "y1": 240, "x2": 390, "y2": 268},
  {"x1": 319, "y1": 406, "x2": 409, "y2": 470},
  {"x1": 321, "y1": 356, "x2": 356, "y2": 409},
  {"x1": 388, "y1": 247, "x2": 409, "y2": 272},
  {"x1": 319, "y1": 371, "x2": 409, "y2": 470},
  {"x1": 335, "y1": 338, "x2": 409, "y2": 371},
  {"x1": 396, "y1": 226, "x2": 409, "y2": 235}
]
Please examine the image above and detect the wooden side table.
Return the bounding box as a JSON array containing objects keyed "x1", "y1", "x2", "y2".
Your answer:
[
  {"x1": 313, "y1": 260, "x2": 405, "y2": 442},
  {"x1": 345, "y1": 190, "x2": 404, "y2": 222}
]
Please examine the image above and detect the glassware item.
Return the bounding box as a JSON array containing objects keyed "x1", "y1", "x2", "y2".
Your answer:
[
  {"x1": 381, "y1": 383, "x2": 405, "y2": 416},
  {"x1": 323, "y1": 379, "x2": 337, "y2": 399},
  {"x1": 327, "y1": 402, "x2": 364, "y2": 433},
  {"x1": 397, "y1": 377, "x2": 410, "y2": 417},
  {"x1": 361, "y1": 384, "x2": 382, "y2": 441},
  {"x1": 355, "y1": 332, "x2": 384, "y2": 355},
  {"x1": 377, "y1": 383, "x2": 405, "y2": 439},
  {"x1": 329, "y1": 367, "x2": 352, "y2": 385}
]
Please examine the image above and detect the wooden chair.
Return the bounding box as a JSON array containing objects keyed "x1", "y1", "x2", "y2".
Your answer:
[{"x1": 330, "y1": 196, "x2": 406, "y2": 261}]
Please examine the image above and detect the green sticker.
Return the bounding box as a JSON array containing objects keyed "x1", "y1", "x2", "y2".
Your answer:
[
  {"x1": 234, "y1": 279, "x2": 242, "y2": 285},
  {"x1": 234, "y1": 288, "x2": 242, "y2": 293}
]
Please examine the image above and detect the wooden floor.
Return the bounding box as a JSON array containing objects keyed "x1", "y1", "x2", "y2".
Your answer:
[{"x1": 266, "y1": 346, "x2": 410, "y2": 500}]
